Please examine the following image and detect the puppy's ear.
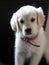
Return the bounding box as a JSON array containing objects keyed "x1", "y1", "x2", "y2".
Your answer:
[
  {"x1": 10, "y1": 12, "x2": 20, "y2": 32},
  {"x1": 37, "y1": 7, "x2": 45, "y2": 26},
  {"x1": 10, "y1": 13, "x2": 17, "y2": 31}
]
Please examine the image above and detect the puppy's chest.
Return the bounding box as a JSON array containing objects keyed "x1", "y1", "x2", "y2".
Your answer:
[
  {"x1": 16, "y1": 35, "x2": 42, "y2": 57},
  {"x1": 26, "y1": 44, "x2": 37, "y2": 57},
  {"x1": 22, "y1": 40, "x2": 40, "y2": 57}
]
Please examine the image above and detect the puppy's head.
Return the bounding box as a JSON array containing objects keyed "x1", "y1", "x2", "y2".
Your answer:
[{"x1": 10, "y1": 5, "x2": 45, "y2": 37}]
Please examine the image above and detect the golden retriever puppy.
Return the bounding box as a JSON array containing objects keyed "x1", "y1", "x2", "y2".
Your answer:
[{"x1": 10, "y1": 5, "x2": 49, "y2": 65}]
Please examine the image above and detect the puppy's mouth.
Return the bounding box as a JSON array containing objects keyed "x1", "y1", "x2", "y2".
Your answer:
[{"x1": 25, "y1": 32, "x2": 32, "y2": 37}]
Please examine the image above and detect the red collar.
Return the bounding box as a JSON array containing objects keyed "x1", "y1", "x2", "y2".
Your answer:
[{"x1": 21, "y1": 34, "x2": 40, "y2": 47}]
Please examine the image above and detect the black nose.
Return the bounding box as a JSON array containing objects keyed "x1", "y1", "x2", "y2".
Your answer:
[{"x1": 25, "y1": 28, "x2": 31, "y2": 34}]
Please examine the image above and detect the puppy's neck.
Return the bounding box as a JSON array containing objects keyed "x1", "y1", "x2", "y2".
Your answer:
[{"x1": 21, "y1": 34, "x2": 40, "y2": 47}]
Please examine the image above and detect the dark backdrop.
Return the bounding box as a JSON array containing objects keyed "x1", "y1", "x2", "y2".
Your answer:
[{"x1": 0, "y1": 0, "x2": 49, "y2": 65}]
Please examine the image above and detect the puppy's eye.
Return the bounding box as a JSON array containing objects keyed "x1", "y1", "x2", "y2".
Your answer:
[
  {"x1": 30, "y1": 18, "x2": 35, "y2": 22},
  {"x1": 20, "y1": 19, "x2": 24, "y2": 23}
]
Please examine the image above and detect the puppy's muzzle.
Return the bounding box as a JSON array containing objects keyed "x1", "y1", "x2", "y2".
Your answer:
[{"x1": 25, "y1": 28, "x2": 32, "y2": 35}]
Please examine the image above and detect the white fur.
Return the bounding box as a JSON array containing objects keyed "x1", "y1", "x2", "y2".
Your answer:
[{"x1": 10, "y1": 5, "x2": 49, "y2": 65}]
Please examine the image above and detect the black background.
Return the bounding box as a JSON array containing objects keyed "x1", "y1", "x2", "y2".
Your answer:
[{"x1": 0, "y1": 0, "x2": 49, "y2": 65}]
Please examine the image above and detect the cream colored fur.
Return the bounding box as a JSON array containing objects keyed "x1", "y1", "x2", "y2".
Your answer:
[{"x1": 10, "y1": 5, "x2": 49, "y2": 65}]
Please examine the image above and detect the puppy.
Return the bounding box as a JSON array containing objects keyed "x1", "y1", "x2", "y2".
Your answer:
[{"x1": 10, "y1": 5, "x2": 49, "y2": 65}]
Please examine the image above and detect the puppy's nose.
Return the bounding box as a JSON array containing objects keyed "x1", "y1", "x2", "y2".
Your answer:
[{"x1": 25, "y1": 28, "x2": 31, "y2": 34}]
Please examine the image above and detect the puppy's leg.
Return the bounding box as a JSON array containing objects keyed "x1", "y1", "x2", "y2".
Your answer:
[
  {"x1": 15, "y1": 51, "x2": 25, "y2": 65},
  {"x1": 30, "y1": 54, "x2": 42, "y2": 65}
]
